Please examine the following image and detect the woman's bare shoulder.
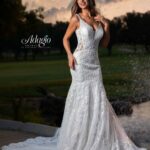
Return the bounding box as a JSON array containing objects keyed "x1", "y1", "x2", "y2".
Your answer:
[{"x1": 69, "y1": 13, "x2": 79, "y2": 23}]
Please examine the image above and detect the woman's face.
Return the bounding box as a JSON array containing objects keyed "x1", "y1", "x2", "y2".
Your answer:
[{"x1": 77, "y1": 0, "x2": 88, "y2": 9}]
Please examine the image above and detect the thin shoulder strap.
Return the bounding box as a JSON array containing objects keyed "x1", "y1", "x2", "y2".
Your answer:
[{"x1": 76, "y1": 13, "x2": 81, "y2": 20}]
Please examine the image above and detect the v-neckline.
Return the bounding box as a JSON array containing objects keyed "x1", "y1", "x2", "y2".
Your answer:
[{"x1": 78, "y1": 13, "x2": 101, "y2": 32}]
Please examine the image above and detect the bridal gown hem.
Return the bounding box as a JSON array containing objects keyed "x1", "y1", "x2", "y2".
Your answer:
[{"x1": 1, "y1": 13, "x2": 147, "y2": 150}]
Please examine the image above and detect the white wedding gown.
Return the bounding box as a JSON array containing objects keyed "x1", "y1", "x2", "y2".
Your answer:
[{"x1": 1, "y1": 13, "x2": 147, "y2": 150}]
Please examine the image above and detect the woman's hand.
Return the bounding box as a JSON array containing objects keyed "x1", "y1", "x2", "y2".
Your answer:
[
  {"x1": 94, "y1": 14, "x2": 109, "y2": 31},
  {"x1": 67, "y1": 53, "x2": 76, "y2": 70},
  {"x1": 94, "y1": 14, "x2": 110, "y2": 48}
]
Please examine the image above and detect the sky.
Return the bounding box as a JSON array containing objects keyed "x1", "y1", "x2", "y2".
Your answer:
[{"x1": 22, "y1": 0, "x2": 150, "y2": 24}]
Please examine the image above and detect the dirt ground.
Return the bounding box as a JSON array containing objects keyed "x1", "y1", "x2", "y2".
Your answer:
[{"x1": 0, "y1": 129, "x2": 37, "y2": 147}]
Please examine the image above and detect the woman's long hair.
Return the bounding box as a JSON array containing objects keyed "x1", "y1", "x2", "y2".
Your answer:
[{"x1": 70, "y1": 0, "x2": 101, "y2": 18}]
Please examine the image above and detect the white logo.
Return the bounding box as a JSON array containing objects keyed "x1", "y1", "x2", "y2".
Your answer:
[{"x1": 21, "y1": 34, "x2": 51, "y2": 48}]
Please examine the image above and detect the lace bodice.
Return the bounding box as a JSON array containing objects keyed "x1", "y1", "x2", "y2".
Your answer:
[{"x1": 74, "y1": 13, "x2": 104, "y2": 54}]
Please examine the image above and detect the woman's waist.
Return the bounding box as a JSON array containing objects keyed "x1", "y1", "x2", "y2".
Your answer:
[
  {"x1": 73, "y1": 48, "x2": 98, "y2": 56},
  {"x1": 74, "y1": 45, "x2": 98, "y2": 53},
  {"x1": 73, "y1": 54, "x2": 100, "y2": 66}
]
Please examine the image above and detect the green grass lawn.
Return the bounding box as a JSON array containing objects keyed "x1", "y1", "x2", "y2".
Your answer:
[
  {"x1": 0, "y1": 59, "x2": 71, "y2": 98},
  {"x1": 0, "y1": 45, "x2": 149, "y2": 124},
  {"x1": 0, "y1": 46, "x2": 149, "y2": 100}
]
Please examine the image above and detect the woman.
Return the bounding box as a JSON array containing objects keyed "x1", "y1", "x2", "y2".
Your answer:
[{"x1": 1, "y1": 0, "x2": 147, "y2": 150}]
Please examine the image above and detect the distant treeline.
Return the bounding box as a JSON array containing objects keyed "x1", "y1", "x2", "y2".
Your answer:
[
  {"x1": 0, "y1": 0, "x2": 150, "y2": 61},
  {"x1": 108, "y1": 10, "x2": 150, "y2": 55}
]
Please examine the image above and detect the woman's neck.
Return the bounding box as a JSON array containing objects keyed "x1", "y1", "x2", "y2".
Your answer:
[{"x1": 81, "y1": 9, "x2": 91, "y2": 18}]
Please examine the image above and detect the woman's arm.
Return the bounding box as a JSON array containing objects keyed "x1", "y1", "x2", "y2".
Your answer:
[
  {"x1": 100, "y1": 17, "x2": 110, "y2": 48},
  {"x1": 63, "y1": 15, "x2": 79, "y2": 69},
  {"x1": 94, "y1": 15, "x2": 110, "y2": 48}
]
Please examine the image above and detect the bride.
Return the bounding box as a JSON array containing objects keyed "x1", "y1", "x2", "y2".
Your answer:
[{"x1": 1, "y1": 0, "x2": 147, "y2": 150}]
